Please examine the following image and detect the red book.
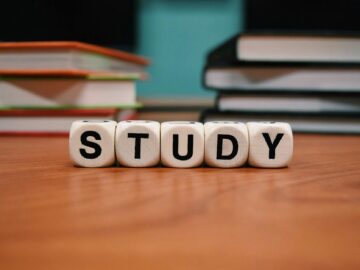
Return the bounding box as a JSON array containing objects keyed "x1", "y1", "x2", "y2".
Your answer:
[
  {"x1": 0, "y1": 108, "x2": 137, "y2": 136},
  {"x1": 0, "y1": 41, "x2": 149, "y2": 77}
]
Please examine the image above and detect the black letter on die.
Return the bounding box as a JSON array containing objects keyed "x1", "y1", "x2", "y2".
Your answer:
[
  {"x1": 80, "y1": 131, "x2": 102, "y2": 159},
  {"x1": 217, "y1": 134, "x2": 238, "y2": 160},
  {"x1": 262, "y1": 133, "x2": 284, "y2": 159},
  {"x1": 173, "y1": 134, "x2": 193, "y2": 160},
  {"x1": 128, "y1": 133, "x2": 149, "y2": 159}
]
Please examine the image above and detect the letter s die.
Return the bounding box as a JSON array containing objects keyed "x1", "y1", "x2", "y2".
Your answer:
[{"x1": 69, "y1": 120, "x2": 117, "y2": 167}]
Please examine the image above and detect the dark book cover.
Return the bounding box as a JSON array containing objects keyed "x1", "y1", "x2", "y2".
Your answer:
[
  {"x1": 205, "y1": 32, "x2": 360, "y2": 68},
  {"x1": 199, "y1": 108, "x2": 360, "y2": 134}
]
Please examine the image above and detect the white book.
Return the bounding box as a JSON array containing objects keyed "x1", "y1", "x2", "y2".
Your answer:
[
  {"x1": 201, "y1": 110, "x2": 360, "y2": 134},
  {"x1": 238, "y1": 34, "x2": 360, "y2": 63},
  {"x1": 0, "y1": 50, "x2": 146, "y2": 75},
  {"x1": 0, "y1": 78, "x2": 137, "y2": 108},
  {"x1": 0, "y1": 116, "x2": 111, "y2": 133},
  {"x1": 218, "y1": 94, "x2": 360, "y2": 113},
  {"x1": 205, "y1": 67, "x2": 360, "y2": 92},
  {"x1": 0, "y1": 109, "x2": 136, "y2": 134},
  {"x1": 0, "y1": 41, "x2": 149, "y2": 77}
]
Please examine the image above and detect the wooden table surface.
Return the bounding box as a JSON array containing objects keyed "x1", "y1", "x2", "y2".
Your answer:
[{"x1": 0, "y1": 134, "x2": 360, "y2": 270}]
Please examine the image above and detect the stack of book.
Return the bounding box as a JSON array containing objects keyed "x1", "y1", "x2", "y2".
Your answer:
[
  {"x1": 201, "y1": 33, "x2": 360, "y2": 134},
  {"x1": 0, "y1": 41, "x2": 149, "y2": 135}
]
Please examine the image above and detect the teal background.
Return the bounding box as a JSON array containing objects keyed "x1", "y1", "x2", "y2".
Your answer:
[{"x1": 136, "y1": 0, "x2": 244, "y2": 98}]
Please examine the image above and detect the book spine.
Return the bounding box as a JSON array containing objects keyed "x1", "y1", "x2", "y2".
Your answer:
[
  {"x1": 201, "y1": 109, "x2": 360, "y2": 118},
  {"x1": 204, "y1": 86, "x2": 360, "y2": 95},
  {"x1": 215, "y1": 90, "x2": 360, "y2": 97},
  {"x1": 206, "y1": 34, "x2": 239, "y2": 66},
  {"x1": 205, "y1": 60, "x2": 360, "y2": 68},
  {"x1": 0, "y1": 131, "x2": 69, "y2": 136}
]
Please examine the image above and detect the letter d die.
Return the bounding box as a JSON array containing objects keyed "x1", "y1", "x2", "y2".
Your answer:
[
  {"x1": 204, "y1": 121, "x2": 249, "y2": 168},
  {"x1": 247, "y1": 122, "x2": 293, "y2": 168},
  {"x1": 69, "y1": 120, "x2": 117, "y2": 167}
]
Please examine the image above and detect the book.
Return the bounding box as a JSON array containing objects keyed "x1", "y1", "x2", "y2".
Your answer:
[
  {"x1": 0, "y1": 77, "x2": 140, "y2": 109},
  {"x1": 0, "y1": 108, "x2": 136, "y2": 135},
  {"x1": 0, "y1": 41, "x2": 149, "y2": 77},
  {"x1": 200, "y1": 109, "x2": 360, "y2": 134},
  {"x1": 204, "y1": 66, "x2": 360, "y2": 93},
  {"x1": 217, "y1": 93, "x2": 360, "y2": 113},
  {"x1": 207, "y1": 33, "x2": 360, "y2": 65}
]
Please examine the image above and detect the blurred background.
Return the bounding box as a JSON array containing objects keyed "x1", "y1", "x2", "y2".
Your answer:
[
  {"x1": 1, "y1": 0, "x2": 360, "y2": 132},
  {"x1": 0, "y1": 0, "x2": 244, "y2": 99}
]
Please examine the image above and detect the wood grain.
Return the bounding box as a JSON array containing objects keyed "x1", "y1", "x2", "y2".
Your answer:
[{"x1": 0, "y1": 134, "x2": 360, "y2": 270}]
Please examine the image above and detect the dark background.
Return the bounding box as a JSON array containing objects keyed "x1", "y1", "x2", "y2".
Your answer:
[
  {"x1": 0, "y1": 0, "x2": 359, "y2": 98},
  {"x1": 246, "y1": 0, "x2": 360, "y2": 32},
  {"x1": 2, "y1": 0, "x2": 360, "y2": 50},
  {"x1": 0, "y1": 0, "x2": 136, "y2": 50}
]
